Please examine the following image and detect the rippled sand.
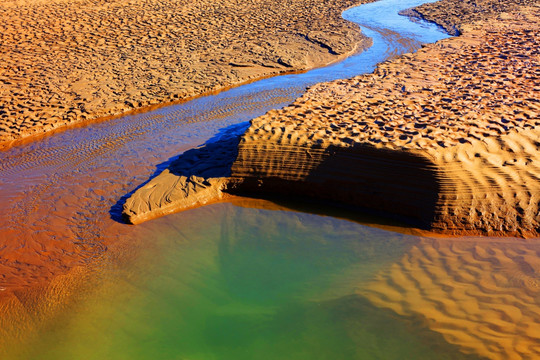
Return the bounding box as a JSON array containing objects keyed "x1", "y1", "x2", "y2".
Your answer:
[
  {"x1": 364, "y1": 237, "x2": 540, "y2": 359},
  {"x1": 0, "y1": 203, "x2": 481, "y2": 360},
  {"x1": 0, "y1": 0, "x2": 370, "y2": 147},
  {"x1": 3, "y1": 203, "x2": 538, "y2": 360},
  {"x1": 124, "y1": 0, "x2": 540, "y2": 235}
]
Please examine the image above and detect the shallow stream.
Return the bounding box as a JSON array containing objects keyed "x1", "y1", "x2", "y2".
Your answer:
[{"x1": 1, "y1": 0, "x2": 538, "y2": 359}]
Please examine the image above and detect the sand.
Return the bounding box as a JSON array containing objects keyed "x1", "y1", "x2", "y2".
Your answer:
[
  {"x1": 0, "y1": 0, "x2": 371, "y2": 148},
  {"x1": 364, "y1": 236, "x2": 540, "y2": 359},
  {"x1": 412, "y1": 0, "x2": 539, "y2": 35},
  {"x1": 3, "y1": 0, "x2": 540, "y2": 355},
  {"x1": 123, "y1": 0, "x2": 540, "y2": 237}
]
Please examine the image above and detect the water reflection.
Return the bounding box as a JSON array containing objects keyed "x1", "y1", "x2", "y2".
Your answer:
[
  {"x1": 0, "y1": 0, "x2": 448, "y2": 293},
  {"x1": 0, "y1": 0, "x2": 525, "y2": 359},
  {"x1": 2, "y1": 204, "x2": 480, "y2": 360}
]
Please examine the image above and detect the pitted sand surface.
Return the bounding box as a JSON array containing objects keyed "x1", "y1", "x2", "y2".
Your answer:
[
  {"x1": 413, "y1": 0, "x2": 539, "y2": 35},
  {"x1": 123, "y1": 0, "x2": 540, "y2": 237},
  {"x1": 0, "y1": 0, "x2": 370, "y2": 147}
]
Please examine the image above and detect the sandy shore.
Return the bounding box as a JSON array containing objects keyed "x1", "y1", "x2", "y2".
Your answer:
[
  {"x1": 0, "y1": 0, "x2": 371, "y2": 149},
  {"x1": 123, "y1": 0, "x2": 540, "y2": 237}
]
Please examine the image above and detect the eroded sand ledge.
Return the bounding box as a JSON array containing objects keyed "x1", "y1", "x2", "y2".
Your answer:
[
  {"x1": 0, "y1": 0, "x2": 371, "y2": 148},
  {"x1": 123, "y1": 0, "x2": 540, "y2": 237}
]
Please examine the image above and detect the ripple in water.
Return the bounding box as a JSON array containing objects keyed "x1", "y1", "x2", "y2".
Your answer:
[{"x1": 0, "y1": 0, "x2": 448, "y2": 291}]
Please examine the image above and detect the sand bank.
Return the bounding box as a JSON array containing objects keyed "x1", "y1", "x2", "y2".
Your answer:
[
  {"x1": 0, "y1": 0, "x2": 371, "y2": 149},
  {"x1": 123, "y1": 0, "x2": 540, "y2": 237},
  {"x1": 412, "y1": 0, "x2": 539, "y2": 35}
]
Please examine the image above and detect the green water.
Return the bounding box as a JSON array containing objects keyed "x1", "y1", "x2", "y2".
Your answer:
[{"x1": 18, "y1": 204, "x2": 480, "y2": 360}]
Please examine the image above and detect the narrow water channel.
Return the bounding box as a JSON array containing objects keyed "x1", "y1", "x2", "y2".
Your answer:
[
  {"x1": 2, "y1": 0, "x2": 538, "y2": 359},
  {"x1": 0, "y1": 0, "x2": 448, "y2": 294}
]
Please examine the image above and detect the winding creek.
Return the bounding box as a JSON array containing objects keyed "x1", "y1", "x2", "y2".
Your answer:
[{"x1": 1, "y1": 0, "x2": 539, "y2": 359}]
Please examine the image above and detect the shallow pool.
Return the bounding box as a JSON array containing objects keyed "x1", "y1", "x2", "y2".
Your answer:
[
  {"x1": 3, "y1": 0, "x2": 537, "y2": 359},
  {"x1": 10, "y1": 204, "x2": 484, "y2": 360}
]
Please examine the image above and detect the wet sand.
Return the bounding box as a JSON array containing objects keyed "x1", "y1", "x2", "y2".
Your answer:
[
  {"x1": 364, "y1": 236, "x2": 540, "y2": 359},
  {"x1": 0, "y1": 202, "x2": 481, "y2": 360},
  {"x1": 1, "y1": 0, "x2": 440, "y2": 303},
  {"x1": 1, "y1": 1, "x2": 539, "y2": 357},
  {"x1": 0, "y1": 0, "x2": 371, "y2": 148},
  {"x1": 124, "y1": 0, "x2": 540, "y2": 236}
]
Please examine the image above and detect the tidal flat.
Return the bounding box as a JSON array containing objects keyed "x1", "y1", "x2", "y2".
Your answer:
[{"x1": 0, "y1": 0, "x2": 539, "y2": 359}]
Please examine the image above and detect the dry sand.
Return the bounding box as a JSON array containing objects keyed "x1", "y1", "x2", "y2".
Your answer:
[
  {"x1": 412, "y1": 0, "x2": 539, "y2": 35},
  {"x1": 4, "y1": 0, "x2": 540, "y2": 353},
  {"x1": 123, "y1": 0, "x2": 540, "y2": 237},
  {"x1": 120, "y1": 5, "x2": 540, "y2": 354},
  {"x1": 0, "y1": 0, "x2": 370, "y2": 148}
]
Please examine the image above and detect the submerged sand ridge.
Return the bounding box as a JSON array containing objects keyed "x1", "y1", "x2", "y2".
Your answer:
[
  {"x1": 364, "y1": 236, "x2": 540, "y2": 359},
  {"x1": 123, "y1": 0, "x2": 540, "y2": 237},
  {"x1": 0, "y1": 0, "x2": 371, "y2": 148}
]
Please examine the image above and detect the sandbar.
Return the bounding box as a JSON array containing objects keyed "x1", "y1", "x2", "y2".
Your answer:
[
  {"x1": 123, "y1": 0, "x2": 540, "y2": 237},
  {"x1": 0, "y1": 0, "x2": 371, "y2": 148}
]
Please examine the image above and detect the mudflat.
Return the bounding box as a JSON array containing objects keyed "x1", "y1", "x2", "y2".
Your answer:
[{"x1": 0, "y1": 0, "x2": 370, "y2": 148}]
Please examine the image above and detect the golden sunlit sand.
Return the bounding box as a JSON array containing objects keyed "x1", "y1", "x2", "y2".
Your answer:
[
  {"x1": 2, "y1": 0, "x2": 540, "y2": 359},
  {"x1": 363, "y1": 236, "x2": 540, "y2": 359},
  {"x1": 124, "y1": 0, "x2": 540, "y2": 237},
  {"x1": 0, "y1": 0, "x2": 371, "y2": 148}
]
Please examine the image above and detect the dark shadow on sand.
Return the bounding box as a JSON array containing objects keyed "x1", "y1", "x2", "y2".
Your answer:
[
  {"x1": 109, "y1": 122, "x2": 249, "y2": 223},
  {"x1": 229, "y1": 142, "x2": 441, "y2": 229},
  {"x1": 112, "y1": 123, "x2": 441, "y2": 232}
]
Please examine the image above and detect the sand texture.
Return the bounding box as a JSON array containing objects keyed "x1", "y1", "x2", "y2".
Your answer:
[
  {"x1": 123, "y1": 139, "x2": 238, "y2": 224},
  {"x1": 0, "y1": 0, "x2": 370, "y2": 148},
  {"x1": 412, "y1": 0, "x2": 539, "y2": 35},
  {"x1": 123, "y1": 0, "x2": 540, "y2": 237},
  {"x1": 364, "y1": 237, "x2": 540, "y2": 359}
]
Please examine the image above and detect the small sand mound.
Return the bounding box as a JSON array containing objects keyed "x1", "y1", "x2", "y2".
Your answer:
[{"x1": 123, "y1": 1, "x2": 540, "y2": 237}]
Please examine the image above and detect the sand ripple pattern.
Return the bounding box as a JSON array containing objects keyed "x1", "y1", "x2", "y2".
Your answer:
[
  {"x1": 296, "y1": 16, "x2": 540, "y2": 152},
  {"x1": 3, "y1": 0, "x2": 433, "y2": 294},
  {"x1": 0, "y1": 81, "x2": 306, "y2": 293},
  {"x1": 363, "y1": 237, "x2": 540, "y2": 360},
  {"x1": 430, "y1": 128, "x2": 540, "y2": 236},
  {"x1": 196, "y1": 3, "x2": 540, "y2": 235},
  {"x1": 0, "y1": 0, "x2": 368, "y2": 146}
]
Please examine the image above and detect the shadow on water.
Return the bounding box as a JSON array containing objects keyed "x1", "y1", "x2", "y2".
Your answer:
[
  {"x1": 108, "y1": 0, "x2": 450, "y2": 226},
  {"x1": 0, "y1": 3, "x2": 483, "y2": 358},
  {"x1": 110, "y1": 136, "x2": 436, "y2": 234},
  {"x1": 109, "y1": 122, "x2": 249, "y2": 222},
  {"x1": 109, "y1": 121, "x2": 440, "y2": 233}
]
